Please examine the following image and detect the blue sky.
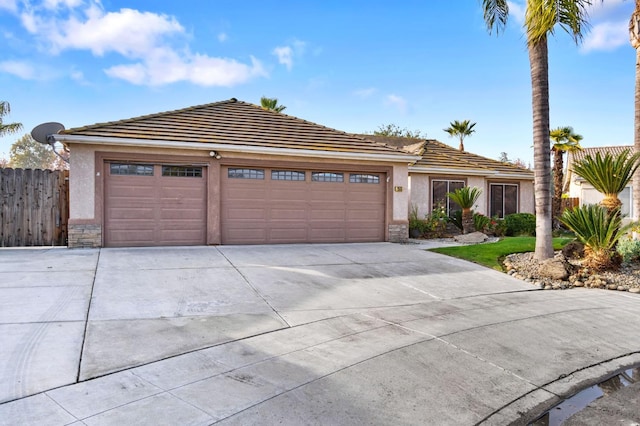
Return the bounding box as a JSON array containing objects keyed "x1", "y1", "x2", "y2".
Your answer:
[{"x1": 0, "y1": 0, "x2": 635, "y2": 164}]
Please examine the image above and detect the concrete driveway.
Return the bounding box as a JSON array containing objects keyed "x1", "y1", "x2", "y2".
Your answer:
[{"x1": 1, "y1": 243, "x2": 640, "y2": 425}]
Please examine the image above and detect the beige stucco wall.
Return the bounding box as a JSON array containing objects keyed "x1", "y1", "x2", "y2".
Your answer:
[
  {"x1": 407, "y1": 174, "x2": 430, "y2": 218},
  {"x1": 69, "y1": 144, "x2": 96, "y2": 219},
  {"x1": 392, "y1": 164, "x2": 410, "y2": 221},
  {"x1": 519, "y1": 180, "x2": 535, "y2": 214}
]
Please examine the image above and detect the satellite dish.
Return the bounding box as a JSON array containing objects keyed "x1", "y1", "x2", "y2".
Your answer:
[{"x1": 31, "y1": 122, "x2": 65, "y2": 145}]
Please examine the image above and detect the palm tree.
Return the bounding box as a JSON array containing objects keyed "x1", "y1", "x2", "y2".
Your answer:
[
  {"x1": 0, "y1": 101, "x2": 22, "y2": 137},
  {"x1": 630, "y1": 1, "x2": 640, "y2": 228},
  {"x1": 572, "y1": 149, "x2": 640, "y2": 215},
  {"x1": 482, "y1": 0, "x2": 593, "y2": 261},
  {"x1": 443, "y1": 120, "x2": 476, "y2": 151},
  {"x1": 549, "y1": 126, "x2": 583, "y2": 227},
  {"x1": 260, "y1": 96, "x2": 286, "y2": 113},
  {"x1": 447, "y1": 186, "x2": 482, "y2": 234}
]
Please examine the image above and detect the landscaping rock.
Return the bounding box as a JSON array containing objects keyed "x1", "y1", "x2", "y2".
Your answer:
[
  {"x1": 453, "y1": 232, "x2": 488, "y2": 244},
  {"x1": 561, "y1": 240, "x2": 585, "y2": 259},
  {"x1": 538, "y1": 258, "x2": 569, "y2": 280}
]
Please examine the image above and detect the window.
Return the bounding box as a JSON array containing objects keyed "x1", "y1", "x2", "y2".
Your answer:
[
  {"x1": 162, "y1": 166, "x2": 203, "y2": 177},
  {"x1": 349, "y1": 174, "x2": 380, "y2": 184},
  {"x1": 312, "y1": 172, "x2": 344, "y2": 182},
  {"x1": 110, "y1": 163, "x2": 154, "y2": 176},
  {"x1": 490, "y1": 184, "x2": 518, "y2": 218},
  {"x1": 228, "y1": 168, "x2": 264, "y2": 179},
  {"x1": 271, "y1": 170, "x2": 306, "y2": 181},
  {"x1": 432, "y1": 180, "x2": 464, "y2": 215}
]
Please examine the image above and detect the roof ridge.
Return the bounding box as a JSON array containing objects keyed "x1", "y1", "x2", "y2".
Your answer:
[{"x1": 65, "y1": 98, "x2": 239, "y2": 133}]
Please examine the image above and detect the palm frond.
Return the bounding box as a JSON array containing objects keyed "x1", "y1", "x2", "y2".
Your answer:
[
  {"x1": 447, "y1": 186, "x2": 482, "y2": 209},
  {"x1": 572, "y1": 149, "x2": 640, "y2": 195},
  {"x1": 482, "y1": 0, "x2": 510, "y2": 35},
  {"x1": 560, "y1": 204, "x2": 630, "y2": 252}
]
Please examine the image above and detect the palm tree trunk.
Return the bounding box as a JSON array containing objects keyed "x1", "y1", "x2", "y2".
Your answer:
[
  {"x1": 632, "y1": 1, "x2": 640, "y2": 236},
  {"x1": 552, "y1": 149, "x2": 564, "y2": 229},
  {"x1": 462, "y1": 208, "x2": 473, "y2": 234},
  {"x1": 529, "y1": 36, "x2": 554, "y2": 260},
  {"x1": 634, "y1": 39, "x2": 640, "y2": 232}
]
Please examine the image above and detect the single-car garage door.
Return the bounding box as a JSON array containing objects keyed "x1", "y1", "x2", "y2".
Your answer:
[
  {"x1": 104, "y1": 162, "x2": 207, "y2": 247},
  {"x1": 221, "y1": 166, "x2": 386, "y2": 244}
]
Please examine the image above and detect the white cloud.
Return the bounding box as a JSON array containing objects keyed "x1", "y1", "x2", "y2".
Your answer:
[
  {"x1": 106, "y1": 49, "x2": 266, "y2": 87},
  {"x1": 47, "y1": 7, "x2": 185, "y2": 57},
  {"x1": 582, "y1": 20, "x2": 628, "y2": 52},
  {"x1": 43, "y1": 0, "x2": 83, "y2": 10},
  {"x1": 272, "y1": 38, "x2": 307, "y2": 70},
  {"x1": 0, "y1": 60, "x2": 36, "y2": 79},
  {"x1": 353, "y1": 87, "x2": 377, "y2": 98},
  {"x1": 0, "y1": 0, "x2": 17, "y2": 12},
  {"x1": 217, "y1": 32, "x2": 228, "y2": 42},
  {"x1": 385, "y1": 94, "x2": 408, "y2": 113},
  {"x1": 506, "y1": 1, "x2": 525, "y2": 24},
  {"x1": 273, "y1": 45, "x2": 293, "y2": 70},
  {"x1": 11, "y1": 1, "x2": 267, "y2": 87}
]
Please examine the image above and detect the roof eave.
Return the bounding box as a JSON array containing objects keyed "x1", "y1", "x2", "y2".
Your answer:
[
  {"x1": 409, "y1": 165, "x2": 534, "y2": 179},
  {"x1": 54, "y1": 134, "x2": 421, "y2": 163}
]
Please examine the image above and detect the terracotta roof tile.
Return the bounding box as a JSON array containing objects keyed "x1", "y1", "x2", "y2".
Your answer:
[
  {"x1": 358, "y1": 135, "x2": 532, "y2": 176},
  {"x1": 63, "y1": 99, "x2": 408, "y2": 157},
  {"x1": 569, "y1": 145, "x2": 633, "y2": 164}
]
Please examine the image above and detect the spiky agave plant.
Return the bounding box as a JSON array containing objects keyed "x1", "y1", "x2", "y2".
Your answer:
[
  {"x1": 572, "y1": 149, "x2": 640, "y2": 215},
  {"x1": 560, "y1": 204, "x2": 631, "y2": 271},
  {"x1": 447, "y1": 186, "x2": 482, "y2": 234}
]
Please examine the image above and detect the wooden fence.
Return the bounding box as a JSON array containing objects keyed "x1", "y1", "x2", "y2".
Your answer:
[
  {"x1": 561, "y1": 197, "x2": 580, "y2": 212},
  {"x1": 0, "y1": 168, "x2": 69, "y2": 246}
]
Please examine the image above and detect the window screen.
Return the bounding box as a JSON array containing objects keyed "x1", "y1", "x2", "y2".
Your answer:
[
  {"x1": 490, "y1": 184, "x2": 519, "y2": 218},
  {"x1": 432, "y1": 180, "x2": 464, "y2": 215}
]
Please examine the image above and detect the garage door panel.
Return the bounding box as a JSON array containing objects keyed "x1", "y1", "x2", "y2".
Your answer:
[
  {"x1": 222, "y1": 166, "x2": 385, "y2": 244},
  {"x1": 270, "y1": 207, "x2": 307, "y2": 220},
  {"x1": 105, "y1": 163, "x2": 207, "y2": 247},
  {"x1": 269, "y1": 228, "x2": 308, "y2": 242}
]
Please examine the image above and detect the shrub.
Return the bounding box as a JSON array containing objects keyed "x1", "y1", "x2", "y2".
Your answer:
[
  {"x1": 560, "y1": 205, "x2": 631, "y2": 271},
  {"x1": 473, "y1": 213, "x2": 491, "y2": 233},
  {"x1": 504, "y1": 213, "x2": 536, "y2": 236},
  {"x1": 449, "y1": 210, "x2": 462, "y2": 231},
  {"x1": 487, "y1": 216, "x2": 507, "y2": 237},
  {"x1": 617, "y1": 236, "x2": 640, "y2": 264}
]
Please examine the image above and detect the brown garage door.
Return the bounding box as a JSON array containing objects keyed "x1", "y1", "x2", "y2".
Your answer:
[
  {"x1": 104, "y1": 163, "x2": 207, "y2": 247},
  {"x1": 221, "y1": 167, "x2": 385, "y2": 244}
]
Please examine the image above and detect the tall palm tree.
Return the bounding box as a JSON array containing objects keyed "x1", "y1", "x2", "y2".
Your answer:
[
  {"x1": 631, "y1": 1, "x2": 640, "y2": 227},
  {"x1": 260, "y1": 96, "x2": 286, "y2": 113},
  {"x1": 443, "y1": 119, "x2": 476, "y2": 151},
  {"x1": 447, "y1": 186, "x2": 482, "y2": 234},
  {"x1": 482, "y1": 0, "x2": 593, "y2": 260},
  {"x1": 0, "y1": 101, "x2": 22, "y2": 137},
  {"x1": 549, "y1": 126, "x2": 583, "y2": 227},
  {"x1": 572, "y1": 149, "x2": 640, "y2": 215}
]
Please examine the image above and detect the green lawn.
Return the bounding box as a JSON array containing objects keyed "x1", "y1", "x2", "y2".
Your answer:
[{"x1": 429, "y1": 237, "x2": 573, "y2": 271}]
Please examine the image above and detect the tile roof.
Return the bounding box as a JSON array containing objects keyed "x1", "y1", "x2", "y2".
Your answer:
[
  {"x1": 62, "y1": 98, "x2": 408, "y2": 157},
  {"x1": 568, "y1": 145, "x2": 633, "y2": 164},
  {"x1": 361, "y1": 135, "x2": 533, "y2": 176}
]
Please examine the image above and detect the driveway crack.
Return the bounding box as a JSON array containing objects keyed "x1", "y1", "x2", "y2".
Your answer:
[{"x1": 76, "y1": 248, "x2": 101, "y2": 382}]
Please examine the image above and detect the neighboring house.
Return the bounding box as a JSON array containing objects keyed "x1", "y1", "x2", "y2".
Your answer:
[
  {"x1": 565, "y1": 145, "x2": 635, "y2": 219},
  {"x1": 361, "y1": 135, "x2": 535, "y2": 219},
  {"x1": 53, "y1": 98, "x2": 419, "y2": 248}
]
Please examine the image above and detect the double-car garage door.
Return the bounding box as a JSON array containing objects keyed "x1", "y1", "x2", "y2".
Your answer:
[{"x1": 104, "y1": 162, "x2": 386, "y2": 247}]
